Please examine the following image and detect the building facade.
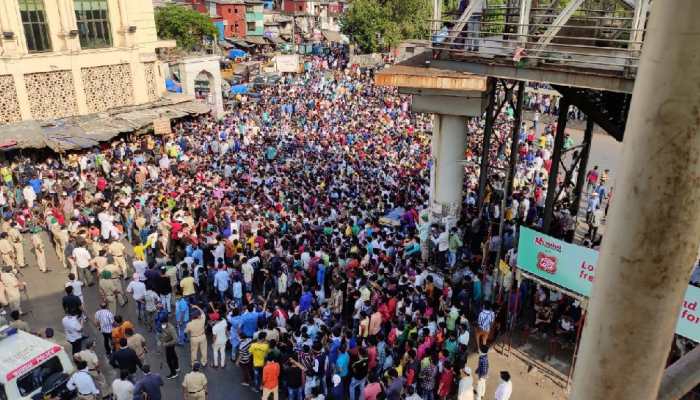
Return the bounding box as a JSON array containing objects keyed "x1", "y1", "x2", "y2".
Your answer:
[
  {"x1": 245, "y1": 1, "x2": 264, "y2": 36},
  {"x1": 282, "y1": 0, "x2": 307, "y2": 14},
  {"x1": 0, "y1": 0, "x2": 175, "y2": 125}
]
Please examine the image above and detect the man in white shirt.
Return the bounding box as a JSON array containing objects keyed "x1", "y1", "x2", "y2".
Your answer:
[
  {"x1": 112, "y1": 369, "x2": 135, "y2": 400},
  {"x1": 62, "y1": 313, "x2": 84, "y2": 354},
  {"x1": 212, "y1": 318, "x2": 228, "y2": 368},
  {"x1": 458, "y1": 366, "x2": 474, "y2": 400},
  {"x1": 67, "y1": 360, "x2": 99, "y2": 399},
  {"x1": 72, "y1": 243, "x2": 93, "y2": 286},
  {"x1": 494, "y1": 371, "x2": 513, "y2": 400},
  {"x1": 126, "y1": 273, "x2": 147, "y2": 321}
]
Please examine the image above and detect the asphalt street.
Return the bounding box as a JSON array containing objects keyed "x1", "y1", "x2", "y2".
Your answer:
[{"x1": 16, "y1": 233, "x2": 259, "y2": 400}]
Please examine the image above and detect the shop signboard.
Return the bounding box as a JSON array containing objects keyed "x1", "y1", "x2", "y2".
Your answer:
[{"x1": 517, "y1": 226, "x2": 700, "y2": 342}]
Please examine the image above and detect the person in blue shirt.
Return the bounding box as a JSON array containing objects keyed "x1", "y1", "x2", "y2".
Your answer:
[
  {"x1": 316, "y1": 263, "x2": 326, "y2": 289},
  {"x1": 175, "y1": 293, "x2": 189, "y2": 345},
  {"x1": 28, "y1": 177, "x2": 42, "y2": 195},
  {"x1": 335, "y1": 343, "x2": 350, "y2": 379},
  {"x1": 240, "y1": 303, "x2": 262, "y2": 338},
  {"x1": 227, "y1": 308, "x2": 243, "y2": 362},
  {"x1": 299, "y1": 288, "x2": 313, "y2": 314},
  {"x1": 191, "y1": 246, "x2": 203, "y2": 266}
]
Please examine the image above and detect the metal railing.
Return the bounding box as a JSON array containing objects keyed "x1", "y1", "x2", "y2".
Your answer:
[{"x1": 430, "y1": 0, "x2": 649, "y2": 78}]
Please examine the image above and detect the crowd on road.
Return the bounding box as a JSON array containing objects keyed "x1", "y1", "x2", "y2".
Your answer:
[{"x1": 0, "y1": 54, "x2": 619, "y2": 400}]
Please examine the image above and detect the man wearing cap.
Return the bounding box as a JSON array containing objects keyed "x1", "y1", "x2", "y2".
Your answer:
[
  {"x1": 0, "y1": 232, "x2": 15, "y2": 269},
  {"x1": 30, "y1": 227, "x2": 48, "y2": 273},
  {"x1": 99, "y1": 270, "x2": 119, "y2": 315},
  {"x1": 108, "y1": 239, "x2": 128, "y2": 278},
  {"x1": 75, "y1": 340, "x2": 109, "y2": 397},
  {"x1": 185, "y1": 304, "x2": 208, "y2": 367},
  {"x1": 182, "y1": 362, "x2": 208, "y2": 400},
  {"x1": 8, "y1": 223, "x2": 24, "y2": 268}
]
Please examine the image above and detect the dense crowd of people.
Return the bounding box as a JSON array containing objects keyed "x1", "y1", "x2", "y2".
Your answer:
[{"x1": 0, "y1": 53, "x2": 625, "y2": 400}]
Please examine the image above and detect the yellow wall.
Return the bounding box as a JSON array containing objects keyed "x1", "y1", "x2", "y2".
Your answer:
[{"x1": 0, "y1": 0, "x2": 176, "y2": 125}]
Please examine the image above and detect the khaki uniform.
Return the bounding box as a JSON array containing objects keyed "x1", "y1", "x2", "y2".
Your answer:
[
  {"x1": 8, "y1": 228, "x2": 24, "y2": 267},
  {"x1": 53, "y1": 228, "x2": 69, "y2": 269},
  {"x1": 98, "y1": 277, "x2": 124, "y2": 315},
  {"x1": 182, "y1": 371, "x2": 208, "y2": 400},
  {"x1": 89, "y1": 241, "x2": 103, "y2": 258},
  {"x1": 0, "y1": 220, "x2": 10, "y2": 234},
  {"x1": 108, "y1": 241, "x2": 128, "y2": 277},
  {"x1": 126, "y1": 333, "x2": 147, "y2": 362},
  {"x1": 92, "y1": 256, "x2": 109, "y2": 275},
  {"x1": 0, "y1": 239, "x2": 15, "y2": 269},
  {"x1": 185, "y1": 316, "x2": 207, "y2": 366},
  {"x1": 0, "y1": 272, "x2": 22, "y2": 312},
  {"x1": 74, "y1": 349, "x2": 109, "y2": 396},
  {"x1": 31, "y1": 233, "x2": 47, "y2": 272}
]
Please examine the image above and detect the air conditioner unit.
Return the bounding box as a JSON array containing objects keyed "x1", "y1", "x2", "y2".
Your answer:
[
  {"x1": 128, "y1": 25, "x2": 137, "y2": 33},
  {"x1": 2, "y1": 32, "x2": 14, "y2": 40},
  {"x1": 69, "y1": 29, "x2": 79, "y2": 37}
]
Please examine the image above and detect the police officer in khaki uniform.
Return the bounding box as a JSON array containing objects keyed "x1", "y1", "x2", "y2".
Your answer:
[
  {"x1": 182, "y1": 362, "x2": 207, "y2": 400},
  {"x1": 74, "y1": 340, "x2": 109, "y2": 397},
  {"x1": 30, "y1": 228, "x2": 48, "y2": 273},
  {"x1": 0, "y1": 233, "x2": 15, "y2": 270},
  {"x1": 185, "y1": 305, "x2": 208, "y2": 367},
  {"x1": 0, "y1": 266, "x2": 23, "y2": 313},
  {"x1": 8, "y1": 223, "x2": 24, "y2": 268},
  {"x1": 108, "y1": 240, "x2": 128, "y2": 278},
  {"x1": 52, "y1": 224, "x2": 69, "y2": 270},
  {"x1": 98, "y1": 270, "x2": 119, "y2": 315}
]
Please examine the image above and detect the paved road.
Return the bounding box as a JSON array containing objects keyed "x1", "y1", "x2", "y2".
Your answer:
[{"x1": 17, "y1": 233, "x2": 258, "y2": 400}]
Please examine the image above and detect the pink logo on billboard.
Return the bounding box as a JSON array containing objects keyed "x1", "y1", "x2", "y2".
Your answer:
[
  {"x1": 537, "y1": 252, "x2": 558, "y2": 275},
  {"x1": 534, "y1": 236, "x2": 562, "y2": 253}
]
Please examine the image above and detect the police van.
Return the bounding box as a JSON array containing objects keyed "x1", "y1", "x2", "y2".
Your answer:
[{"x1": 0, "y1": 326, "x2": 75, "y2": 399}]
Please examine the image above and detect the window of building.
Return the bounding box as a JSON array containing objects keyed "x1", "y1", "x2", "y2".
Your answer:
[
  {"x1": 74, "y1": 0, "x2": 112, "y2": 49},
  {"x1": 247, "y1": 22, "x2": 256, "y2": 31},
  {"x1": 234, "y1": 7, "x2": 238, "y2": 13},
  {"x1": 297, "y1": 5, "x2": 303, "y2": 11},
  {"x1": 18, "y1": 0, "x2": 52, "y2": 53}
]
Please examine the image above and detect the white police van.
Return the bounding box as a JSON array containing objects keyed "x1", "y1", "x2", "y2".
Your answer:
[{"x1": 0, "y1": 326, "x2": 75, "y2": 399}]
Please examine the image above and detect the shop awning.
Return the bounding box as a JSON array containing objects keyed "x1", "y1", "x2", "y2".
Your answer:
[
  {"x1": 225, "y1": 38, "x2": 255, "y2": 48},
  {"x1": 322, "y1": 30, "x2": 343, "y2": 43},
  {"x1": 244, "y1": 36, "x2": 269, "y2": 46},
  {"x1": 0, "y1": 95, "x2": 210, "y2": 152}
]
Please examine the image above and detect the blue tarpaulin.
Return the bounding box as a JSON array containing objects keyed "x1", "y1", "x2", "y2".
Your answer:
[
  {"x1": 165, "y1": 79, "x2": 182, "y2": 93},
  {"x1": 229, "y1": 49, "x2": 248, "y2": 59},
  {"x1": 230, "y1": 84, "x2": 249, "y2": 94}
]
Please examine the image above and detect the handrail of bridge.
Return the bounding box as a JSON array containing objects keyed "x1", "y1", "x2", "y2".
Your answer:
[{"x1": 429, "y1": 0, "x2": 649, "y2": 79}]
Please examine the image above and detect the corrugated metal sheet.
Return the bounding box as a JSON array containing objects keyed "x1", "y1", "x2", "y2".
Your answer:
[{"x1": 0, "y1": 99, "x2": 211, "y2": 152}]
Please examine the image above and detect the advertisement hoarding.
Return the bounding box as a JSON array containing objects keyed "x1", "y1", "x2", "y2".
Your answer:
[{"x1": 517, "y1": 226, "x2": 700, "y2": 342}]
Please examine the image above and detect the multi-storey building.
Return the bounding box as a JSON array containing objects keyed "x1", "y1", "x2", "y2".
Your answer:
[{"x1": 0, "y1": 0, "x2": 178, "y2": 127}]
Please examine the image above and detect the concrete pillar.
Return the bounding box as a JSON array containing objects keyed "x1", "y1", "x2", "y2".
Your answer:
[
  {"x1": 570, "y1": 1, "x2": 700, "y2": 399},
  {"x1": 430, "y1": 114, "x2": 468, "y2": 223}
]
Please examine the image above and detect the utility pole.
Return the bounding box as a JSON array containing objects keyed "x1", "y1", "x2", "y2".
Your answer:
[{"x1": 570, "y1": 1, "x2": 700, "y2": 399}]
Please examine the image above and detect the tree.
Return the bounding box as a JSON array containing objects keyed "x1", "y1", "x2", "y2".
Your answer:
[
  {"x1": 340, "y1": 0, "x2": 432, "y2": 54},
  {"x1": 155, "y1": 5, "x2": 218, "y2": 51}
]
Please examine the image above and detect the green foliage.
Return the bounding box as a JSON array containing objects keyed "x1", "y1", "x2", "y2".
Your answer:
[
  {"x1": 155, "y1": 5, "x2": 218, "y2": 50},
  {"x1": 340, "y1": 0, "x2": 431, "y2": 54}
]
